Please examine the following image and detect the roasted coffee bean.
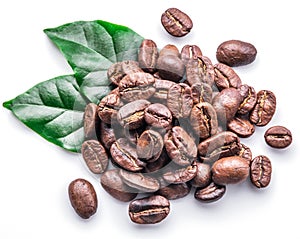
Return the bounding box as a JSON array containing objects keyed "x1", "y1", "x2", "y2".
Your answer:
[
  {"x1": 99, "y1": 121, "x2": 116, "y2": 150},
  {"x1": 128, "y1": 195, "x2": 170, "y2": 224},
  {"x1": 81, "y1": 140, "x2": 109, "y2": 174},
  {"x1": 156, "y1": 182, "x2": 191, "y2": 200},
  {"x1": 191, "y1": 83, "x2": 213, "y2": 104},
  {"x1": 214, "y1": 63, "x2": 242, "y2": 90},
  {"x1": 123, "y1": 126, "x2": 145, "y2": 145},
  {"x1": 227, "y1": 117, "x2": 255, "y2": 138},
  {"x1": 198, "y1": 131, "x2": 241, "y2": 163},
  {"x1": 68, "y1": 178, "x2": 97, "y2": 219},
  {"x1": 117, "y1": 99, "x2": 150, "y2": 130},
  {"x1": 97, "y1": 88, "x2": 123, "y2": 124},
  {"x1": 194, "y1": 182, "x2": 226, "y2": 203},
  {"x1": 119, "y1": 72, "x2": 156, "y2": 101},
  {"x1": 190, "y1": 102, "x2": 218, "y2": 139},
  {"x1": 144, "y1": 149, "x2": 171, "y2": 173},
  {"x1": 144, "y1": 103, "x2": 173, "y2": 130},
  {"x1": 250, "y1": 155, "x2": 272, "y2": 188},
  {"x1": 190, "y1": 162, "x2": 211, "y2": 188},
  {"x1": 83, "y1": 103, "x2": 100, "y2": 139},
  {"x1": 161, "y1": 8, "x2": 193, "y2": 37},
  {"x1": 264, "y1": 126, "x2": 292, "y2": 148},
  {"x1": 216, "y1": 40, "x2": 257, "y2": 67},
  {"x1": 138, "y1": 39, "x2": 158, "y2": 73},
  {"x1": 167, "y1": 83, "x2": 193, "y2": 118},
  {"x1": 164, "y1": 126, "x2": 197, "y2": 166},
  {"x1": 152, "y1": 79, "x2": 176, "y2": 103},
  {"x1": 212, "y1": 87, "x2": 243, "y2": 125},
  {"x1": 100, "y1": 169, "x2": 137, "y2": 202},
  {"x1": 110, "y1": 138, "x2": 146, "y2": 172},
  {"x1": 163, "y1": 161, "x2": 197, "y2": 184},
  {"x1": 181, "y1": 44, "x2": 202, "y2": 65},
  {"x1": 136, "y1": 129, "x2": 164, "y2": 162},
  {"x1": 159, "y1": 44, "x2": 181, "y2": 57},
  {"x1": 238, "y1": 143, "x2": 252, "y2": 165},
  {"x1": 119, "y1": 169, "x2": 160, "y2": 193},
  {"x1": 250, "y1": 90, "x2": 276, "y2": 126},
  {"x1": 237, "y1": 84, "x2": 257, "y2": 114},
  {"x1": 212, "y1": 156, "x2": 249, "y2": 185}
]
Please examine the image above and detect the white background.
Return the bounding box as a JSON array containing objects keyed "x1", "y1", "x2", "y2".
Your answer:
[{"x1": 1, "y1": 0, "x2": 299, "y2": 238}]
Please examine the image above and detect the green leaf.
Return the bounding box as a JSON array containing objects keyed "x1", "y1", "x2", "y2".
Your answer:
[
  {"x1": 44, "y1": 20, "x2": 144, "y2": 103},
  {"x1": 3, "y1": 75, "x2": 87, "y2": 153}
]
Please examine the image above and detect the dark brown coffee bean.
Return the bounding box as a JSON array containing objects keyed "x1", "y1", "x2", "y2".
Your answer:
[
  {"x1": 144, "y1": 149, "x2": 171, "y2": 173},
  {"x1": 238, "y1": 143, "x2": 252, "y2": 166},
  {"x1": 250, "y1": 90, "x2": 276, "y2": 126},
  {"x1": 198, "y1": 131, "x2": 241, "y2": 163},
  {"x1": 117, "y1": 99, "x2": 151, "y2": 130},
  {"x1": 190, "y1": 102, "x2": 218, "y2": 139},
  {"x1": 110, "y1": 138, "x2": 146, "y2": 172},
  {"x1": 167, "y1": 83, "x2": 193, "y2": 118},
  {"x1": 144, "y1": 103, "x2": 173, "y2": 130},
  {"x1": 128, "y1": 195, "x2": 170, "y2": 224},
  {"x1": 163, "y1": 161, "x2": 197, "y2": 184},
  {"x1": 119, "y1": 169, "x2": 160, "y2": 193},
  {"x1": 264, "y1": 126, "x2": 292, "y2": 148},
  {"x1": 237, "y1": 84, "x2": 257, "y2": 114},
  {"x1": 216, "y1": 40, "x2": 257, "y2": 67},
  {"x1": 250, "y1": 155, "x2": 272, "y2": 188},
  {"x1": 194, "y1": 182, "x2": 226, "y2": 203},
  {"x1": 181, "y1": 44, "x2": 202, "y2": 65},
  {"x1": 138, "y1": 39, "x2": 158, "y2": 73},
  {"x1": 161, "y1": 8, "x2": 193, "y2": 37},
  {"x1": 68, "y1": 178, "x2": 97, "y2": 219},
  {"x1": 164, "y1": 126, "x2": 197, "y2": 166},
  {"x1": 119, "y1": 72, "x2": 156, "y2": 101},
  {"x1": 100, "y1": 169, "x2": 137, "y2": 202},
  {"x1": 136, "y1": 129, "x2": 164, "y2": 162},
  {"x1": 81, "y1": 140, "x2": 108, "y2": 174},
  {"x1": 227, "y1": 117, "x2": 255, "y2": 138},
  {"x1": 99, "y1": 121, "x2": 116, "y2": 150},
  {"x1": 190, "y1": 162, "x2": 211, "y2": 188},
  {"x1": 214, "y1": 63, "x2": 242, "y2": 90},
  {"x1": 156, "y1": 182, "x2": 191, "y2": 200},
  {"x1": 152, "y1": 79, "x2": 176, "y2": 103},
  {"x1": 191, "y1": 83, "x2": 213, "y2": 104},
  {"x1": 212, "y1": 156, "x2": 249, "y2": 185},
  {"x1": 83, "y1": 103, "x2": 100, "y2": 139}
]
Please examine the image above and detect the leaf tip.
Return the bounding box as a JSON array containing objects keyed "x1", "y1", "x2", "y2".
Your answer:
[{"x1": 3, "y1": 100, "x2": 13, "y2": 110}]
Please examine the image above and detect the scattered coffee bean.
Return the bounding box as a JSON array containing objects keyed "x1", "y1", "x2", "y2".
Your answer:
[
  {"x1": 181, "y1": 44, "x2": 202, "y2": 65},
  {"x1": 156, "y1": 182, "x2": 191, "y2": 200},
  {"x1": 194, "y1": 182, "x2": 226, "y2": 203},
  {"x1": 138, "y1": 39, "x2": 159, "y2": 73},
  {"x1": 250, "y1": 155, "x2": 272, "y2": 188},
  {"x1": 227, "y1": 117, "x2": 255, "y2": 138},
  {"x1": 264, "y1": 125, "x2": 292, "y2": 149}
]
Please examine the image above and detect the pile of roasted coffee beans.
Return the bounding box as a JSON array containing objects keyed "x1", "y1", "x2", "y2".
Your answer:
[{"x1": 68, "y1": 8, "x2": 293, "y2": 224}]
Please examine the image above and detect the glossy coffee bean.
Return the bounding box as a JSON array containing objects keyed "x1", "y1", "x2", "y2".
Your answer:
[
  {"x1": 216, "y1": 40, "x2": 257, "y2": 67},
  {"x1": 83, "y1": 103, "x2": 100, "y2": 139},
  {"x1": 156, "y1": 182, "x2": 191, "y2": 200},
  {"x1": 68, "y1": 178, "x2": 97, "y2": 219},
  {"x1": 181, "y1": 44, "x2": 202, "y2": 65},
  {"x1": 190, "y1": 162, "x2": 211, "y2": 188},
  {"x1": 99, "y1": 121, "x2": 116, "y2": 150},
  {"x1": 128, "y1": 195, "x2": 170, "y2": 224},
  {"x1": 138, "y1": 39, "x2": 158, "y2": 73},
  {"x1": 264, "y1": 125, "x2": 292, "y2": 149},
  {"x1": 237, "y1": 84, "x2": 257, "y2": 114},
  {"x1": 227, "y1": 117, "x2": 255, "y2": 138},
  {"x1": 194, "y1": 182, "x2": 226, "y2": 203},
  {"x1": 238, "y1": 143, "x2": 252, "y2": 166},
  {"x1": 212, "y1": 156, "x2": 249, "y2": 185},
  {"x1": 161, "y1": 8, "x2": 193, "y2": 37},
  {"x1": 250, "y1": 155, "x2": 272, "y2": 188},
  {"x1": 81, "y1": 140, "x2": 109, "y2": 174},
  {"x1": 144, "y1": 103, "x2": 173, "y2": 130},
  {"x1": 214, "y1": 63, "x2": 242, "y2": 90},
  {"x1": 152, "y1": 79, "x2": 176, "y2": 103},
  {"x1": 163, "y1": 161, "x2": 197, "y2": 184},
  {"x1": 191, "y1": 83, "x2": 213, "y2": 104}
]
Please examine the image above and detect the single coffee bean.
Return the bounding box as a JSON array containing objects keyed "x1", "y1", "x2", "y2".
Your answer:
[
  {"x1": 119, "y1": 72, "x2": 156, "y2": 101},
  {"x1": 264, "y1": 126, "x2": 292, "y2": 148},
  {"x1": 250, "y1": 155, "x2": 272, "y2": 188},
  {"x1": 81, "y1": 140, "x2": 109, "y2": 174},
  {"x1": 163, "y1": 161, "x2": 197, "y2": 184},
  {"x1": 138, "y1": 39, "x2": 158, "y2": 73},
  {"x1": 227, "y1": 117, "x2": 255, "y2": 138},
  {"x1": 136, "y1": 129, "x2": 164, "y2": 162},
  {"x1": 144, "y1": 149, "x2": 171, "y2": 173},
  {"x1": 181, "y1": 44, "x2": 202, "y2": 65},
  {"x1": 198, "y1": 131, "x2": 241, "y2": 163},
  {"x1": 119, "y1": 169, "x2": 160, "y2": 193},
  {"x1": 68, "y1": 178, "x2": 97, "y2": 219},
  {"x1": 117, "y1": 99, "x2": 150, "y2": 130},
  {"x1": 152, "y1": 79, "x2": 176, "y2": 103},
  {"x1": 128, "y1": 195, "x2": 170, "y2": 224},
  {"x1": 164, "y1": 126, "x2": 197, "y2": 166},
  {"x1": 194, "y1": 182, "x2": 226, "y2": 203},
  {"x1": 190, "y1": 102, "x2": 218, "y2": 139},
  {"x1": 190, "y1": 162, "x2": 211, "y2": 188},
  {"x1": 167, "y1": 83, "x2": 193, "y2": 118},
  {"x1": 156, "y1": 182, "x2": 191, "y2": 200},
  {"x1": 191, "y1": 82, "x2": 213, "y2": 104},
  {"x1": 100, "y1": 169, "x2": 137, "y2": 202},
  {"x1": 99, "y1": 121, "x2": 116, "y2": 150},
  {"x1": 83, "y1": 103, "x2": 100, "y2": 139},
  {"x1": 159, "y1": 44, "x2": 181, "y2": 57},
  {"x1": 144, "y1": 103, "x2": 173, "y2": 130},
  {"x1": 237, "y1": 84, "x2": 257, "y2": 115},
  {"x1": 214, "y1": 63, "x2": 242, "y2": 90},
  {"x1": 212, "y1": 156, "x2": 249, "y2": 185},
  {"x1": 216, "y1": 40, "x2": 257, "y2": 67},
  {"x1": 238, "y1": 143, "x2": 252, "y2": 166},
  {"x1": 110, "y1": 138, "x2": 146, "y2": 172},
  {"x1": 161, "y1": 8, "x2": 193, "y2": 37},
  {"x1": 250, "y1": 90, "x2": 276, "y2": 126}
]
